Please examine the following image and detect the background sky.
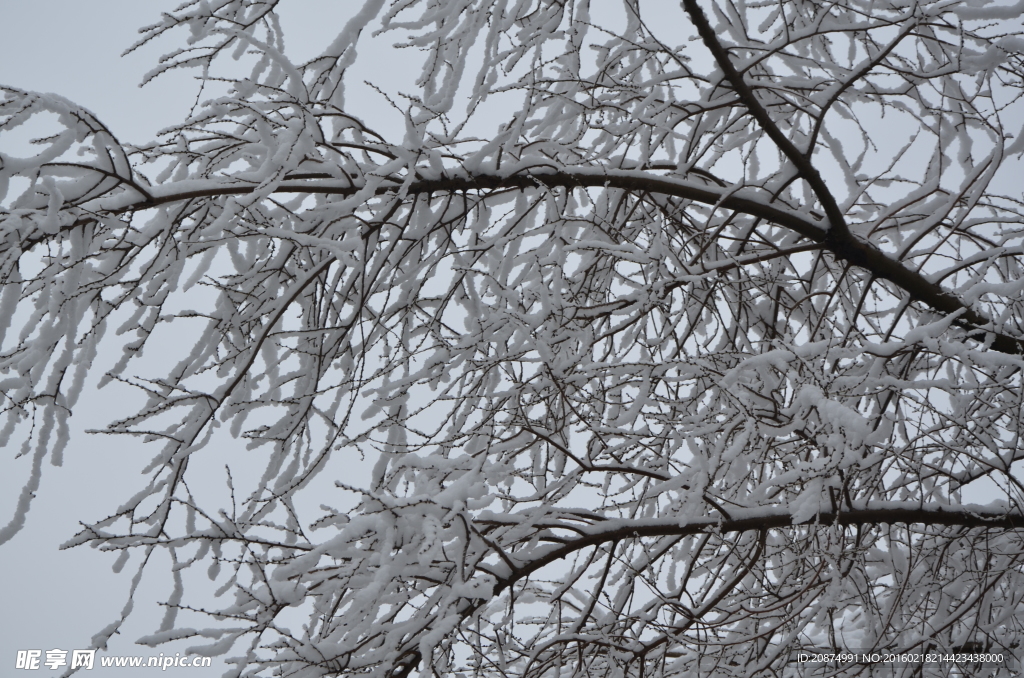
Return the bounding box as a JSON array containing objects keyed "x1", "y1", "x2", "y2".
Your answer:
[
  {"x1": 0, "y1": 2, "x2": 370, "y2": 675},
  {"x1": 1, "y1": 4, "x2": 222, "y2": 674},
  {"x1": 5, "y1": 2, "x2": 1019, "y2": 676}
]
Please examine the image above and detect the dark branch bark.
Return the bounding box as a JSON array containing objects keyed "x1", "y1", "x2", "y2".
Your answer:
[
  {"x1": 52, "y1": 168, "x2": 1021, "y2": 354},
  {"x1": 492, "y1": 505, "x2": 1024, "y2": 592},
  {"x1": 414, "y1": 503, "x2": 1024, "y2": 674},
  {"x1": 682, "y1": 0, "x2": 849, "y2": 236},
  {"x1": 679, "y1": 0, "x2": 1020, "y2": 354}
]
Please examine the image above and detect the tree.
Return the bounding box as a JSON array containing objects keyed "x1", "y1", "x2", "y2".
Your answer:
[{"x1": 3, "y1": 0, "x2": 1024, "y2": 675}]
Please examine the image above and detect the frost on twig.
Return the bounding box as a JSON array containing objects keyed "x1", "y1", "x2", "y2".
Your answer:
[{"x1": 4, "y1": 1, "x2": 1024, "y2": 676}]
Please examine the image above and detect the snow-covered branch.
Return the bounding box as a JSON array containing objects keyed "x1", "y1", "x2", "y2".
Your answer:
[{"x1": 4, "y1": 0, "x2": 1024, "y2": 676}]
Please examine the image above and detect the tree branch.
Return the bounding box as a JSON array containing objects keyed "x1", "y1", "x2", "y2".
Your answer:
[
  {"x1": 491, "y1": 504, "x2": 1024, "y2": 592},
  {"x1": 682, "y1": 0, "x2": 849, "y2": 236},
  {"x1": 43, "y1": 168, "x2": 1022, "y2": 354}
]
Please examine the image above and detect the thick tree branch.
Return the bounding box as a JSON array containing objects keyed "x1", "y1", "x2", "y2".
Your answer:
[
  {"x1": 490, "y1": 503, "x2": 1024, "y2": 591},
  {"x1": 400, "y1": 503, "x2": 1024, "y2": 676},
  {"x1": 45, "y1": 168, "x2": 1022, "y2": 354},
  {"x1": 682, "y1": 0, "x2": 849, "y2": 235}
]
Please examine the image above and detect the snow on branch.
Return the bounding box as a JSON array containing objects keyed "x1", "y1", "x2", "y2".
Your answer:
[{"x1": 4, "y1": 1, "x2": 1024, "y2": 676}]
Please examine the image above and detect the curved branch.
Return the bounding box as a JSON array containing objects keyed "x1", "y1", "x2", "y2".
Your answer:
[
  {"x1": 32, "y1": 167, "x2": 1021, "y2": 354},
  {"x1": 672, "y1": 3, "x2": 1022, "y2": 350},
  {"x1": 391, "y1": 503, "x2": 1024, "y2": 676},
  {"x1": 682, "y1": 0, "x2": 848, "y2": 233},
  {"x1": 490, "y1": 503, "x2": 1024, "y2": 592}
]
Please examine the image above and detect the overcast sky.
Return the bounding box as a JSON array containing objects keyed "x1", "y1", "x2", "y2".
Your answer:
[
  {"x1": 6, "y1": 2, "x2": 1020, "y2": 675},
  {"x1": 0, "y1": 3, "x2": 366, "y2": 675},
  {"x1": 1, "y1": 4, "x2": 205, "y2": 674}
]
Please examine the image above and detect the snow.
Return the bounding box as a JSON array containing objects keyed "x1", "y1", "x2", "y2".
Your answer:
[{"x1": 6, "y1": 0, "x2": 1024, "y2": 676}]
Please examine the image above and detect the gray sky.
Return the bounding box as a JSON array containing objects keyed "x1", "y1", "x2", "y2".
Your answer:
[
  {"x1": 1, "y1": 2, "x2": 193, "y2": 143},
  {"x1": 3, "y1": 1, "x2": 1023, "y2": 675},
  {"x1": 1, "y1": 3, "x2": 293, "y2": 674},
  {"x1": 0, "y1": 2, "x2": 415, "y2": 672},
  {"x1": 0, "y1": 2, "x2": 192, "y2": 672}
]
